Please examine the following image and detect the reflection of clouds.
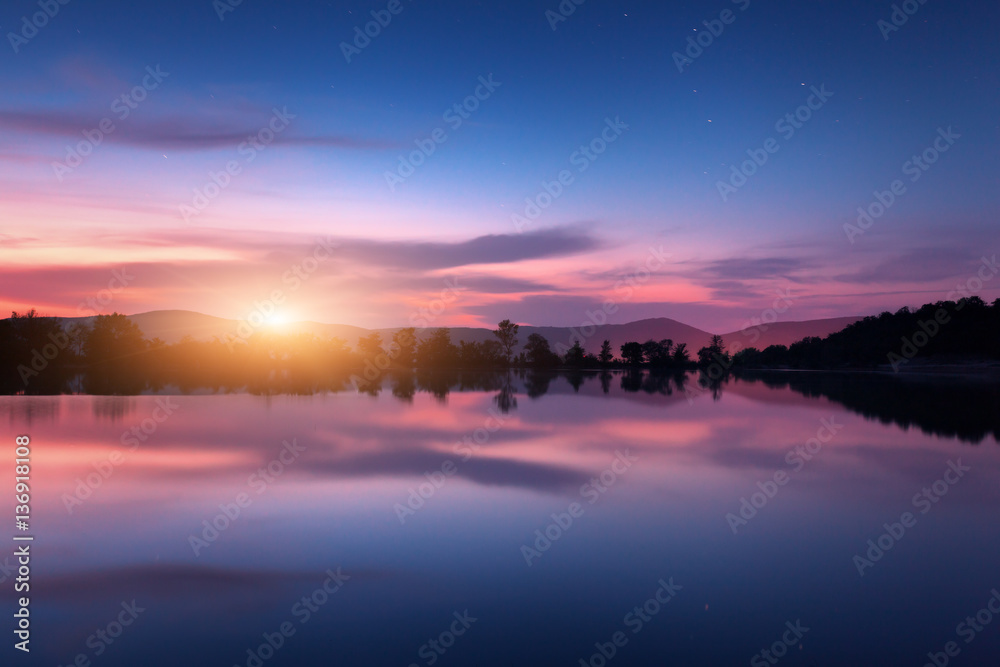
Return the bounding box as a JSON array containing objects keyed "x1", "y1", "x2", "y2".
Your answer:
[
  {"x1": 305, "y1": 450, "x2": 589, "y2": 493},
  {"x1": 12, "y1": 373, "x2": 1000, "y2": 517},
  {"x1": 0, "y1": 564, "x2": 389, "y2": 601}
]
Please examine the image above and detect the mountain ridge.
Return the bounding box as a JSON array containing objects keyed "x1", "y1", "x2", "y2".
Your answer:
[{"x1": 36, "y1": 310, "x2": 863, "y2": 353}]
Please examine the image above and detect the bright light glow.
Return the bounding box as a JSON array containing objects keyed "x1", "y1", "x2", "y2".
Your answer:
[{"x1": 267, "y1": 313, "x2": 290, "y2": 328}]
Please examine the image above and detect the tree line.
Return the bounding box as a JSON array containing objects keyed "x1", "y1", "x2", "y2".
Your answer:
[
  {"x1": 730, "y1": 297, "x2": 1000, "y2": 370},
  {"x1": 2, "y1": 297, "x2": 997, "y2": 393}
]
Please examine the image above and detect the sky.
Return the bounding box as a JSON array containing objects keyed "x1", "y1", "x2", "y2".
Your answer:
[{"x1": 1, "y1": 0, "x2": 998, "y2": 332}]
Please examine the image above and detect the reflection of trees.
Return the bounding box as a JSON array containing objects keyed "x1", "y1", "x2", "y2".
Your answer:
[
  {"x1": 493, "y1": 372, "x2": 518, "y2": 414},
  {"x1": 92, "y1": 396, "x2": 134, "y2": 422},
  {"x1": 618, "y1": 370, "x2": 687, "y2": 396},
  {"x1": 390, "y1": 371, "x2": 416, "y2": 402},
  {"x1": 525, "y1": 371, "x2": 554, "y2": 399},
  {"x1": 415, "y1": 369, "x2": 459, "y2": 402},
  {"x1": 565, "y1": 371, "x2": 586, "y2": 393},
  {"x1": 738, "y1": 371, "x2": 1000, "y2": 444},
  {"x1": 697, "y1": 369, "x2": 727, "y2": 402},
  {"x1": 620, "y1": 369, "x2": 642, "y2": 393},
  {"x1": 11, "y1": 351, "x2": 995, "y2": 448}
]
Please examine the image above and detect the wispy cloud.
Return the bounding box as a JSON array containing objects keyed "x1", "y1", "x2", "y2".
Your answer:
[{"x1": 0, "y1": 110, "x2": 396, "y2": 151}]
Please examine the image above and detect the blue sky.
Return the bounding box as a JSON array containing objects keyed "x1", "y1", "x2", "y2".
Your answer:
[{"x1": 1, "y1": 0, "x2": 998, "y2": 330}]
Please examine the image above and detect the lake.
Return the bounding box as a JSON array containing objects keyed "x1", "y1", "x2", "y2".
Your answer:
[{"x1": 2, "y1": 370, "x2": 999, "y2": 666}]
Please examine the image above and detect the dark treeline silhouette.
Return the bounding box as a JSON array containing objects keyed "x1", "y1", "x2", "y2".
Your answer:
[
  {"x1": 2, "y1": 312, "x2": 997, "y2": 443},
  {"x1": 3, "y1": 298, "x2": 998, "y2": 394},
  {"x1": 731, "y1": 297, "x2": 1000, "y2": 370}
]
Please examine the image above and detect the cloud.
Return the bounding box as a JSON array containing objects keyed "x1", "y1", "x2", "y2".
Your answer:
[
  {"x1": 305, "y1": 450, "x2": 590, "y2": 493},
  {"x1": 466, "y1": 295, "x2": 601, "y2": 326},
  {"x1": 701, "y1": 280, "x2": 769, "y2": 301},
  {"x1": 331, "y1": 228, "x2": 599, "y2": 270},
  {"x1": 0, "y1": 110, "x2": 395, "y2": 151},
  {"x1": 702, "y1": 257, "x2": 807, "y2": 281},
  {"x1": 364, "y1": 273, "x2": 558, "y2": 294},
  {"x1": 833, "y1": 248, "x2": 976, "y2": 284},
  {"x1": 0, "y1": 151, "x2": 51, "y2": 164}
]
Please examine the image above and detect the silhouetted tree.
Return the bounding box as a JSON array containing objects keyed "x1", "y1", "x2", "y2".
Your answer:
[
  {"x1": 493, "y1": 319, "x2": 520, "y2": 366},
  {"x1": 598, "y1": 340, "x2": 614, "y2": 365},
  {"x1": 642, "y1": 339, "x2": 674, "y2": 366},
  {"x1": 83, "y1": 313, "x2": 148, "y2": 367},
  {"x1": 416, "y1": 328, "x2": 459, "y2": 367},
  {"x1": 620, "y1": 341, "x2": 644, "y2": 365},
  {"x1": 357, "y1": 333, "x2": 385, "y2": 361},
  {"x1": 524, "y1": 333, "x2": 559, "y2": 368},
  {"x1": 391, "y1": 328, "x2": 417, "y2": 367},
  {"x1": 458, "y1": 340, "x2": 503, "y2": 368},
  {"x1": 564, "y1": 341, "x2": 586, "y2": 368},
  {"x1": 672, "y1": 343, "x2": 690, "y2": 365},
  {"x1": 0, "y1": 309, "x2": 76, "y2": 391},
  {"x1": 697, "y1": 335, "x2": 728, "y2": 367}
]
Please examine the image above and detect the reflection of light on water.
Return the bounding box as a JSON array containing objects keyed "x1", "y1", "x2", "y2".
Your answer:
[{"x1": 3, "y1": 379, "x2": 998, "y2": 666}]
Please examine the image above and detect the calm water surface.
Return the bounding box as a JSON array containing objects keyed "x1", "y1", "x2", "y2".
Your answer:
[{"x1": 2, "y1": 371, "x2": 999, "y2": 666}]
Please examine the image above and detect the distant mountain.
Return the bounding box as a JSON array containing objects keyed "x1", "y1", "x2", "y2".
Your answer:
[
  {"x1": 720, "y1": 317, "x2": 862, "y2": 350},
  {"x1": 46, "y1": 310, "x2": 861, "y2": 353}
]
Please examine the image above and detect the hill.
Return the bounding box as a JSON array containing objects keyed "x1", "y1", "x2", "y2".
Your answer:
[
  {"x1": 720, "y1": 316, "x2": 862, "y2": 350},
  {"x1": 46, "y1": 310, "x2": 859, "y2": 354}
]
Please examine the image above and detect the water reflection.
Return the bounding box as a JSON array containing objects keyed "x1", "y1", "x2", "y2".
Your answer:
[
  {"x1": 1, "y1": 369, "x2": 999, "y2": 666},
  {"x1": 4, "y1": 369, "x2": 999, "y2": 445}
]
